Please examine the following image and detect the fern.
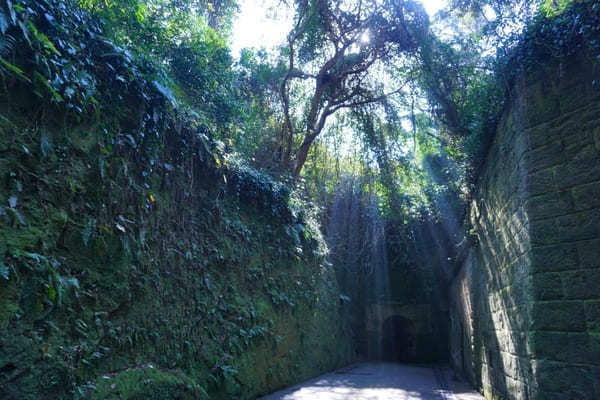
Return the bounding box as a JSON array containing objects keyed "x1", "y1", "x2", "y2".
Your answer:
[
  {"x1": 0, "y1": 33, "x2": 31, "y2": 82},
  {"x1": 0, "y1": 57, "x2": 30, "y2": 81},
  {"x1": 0, "y1": 33, "x2": 15, "y2": 56}
]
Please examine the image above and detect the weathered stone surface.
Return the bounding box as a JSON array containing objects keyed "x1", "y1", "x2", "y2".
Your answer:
[
  {"x1": 562, "y1": 269, "x2": 600, "y2": 300},
  {"x1": 556, "y1": 209, "x2": 600, "y2": 242},
  {"x1": 531, "y1": 273, "x2": 563, "y2": 300},
  {"x1": 525, "y1": 168, "x2": 556, "y2": 196},
  {"x1": 585, "y1": 301, "x2": 600, "y2": 332},
  {"x1": 523, "y1": 140, "x2": 565, "y2": 173},
  {"x1": 532, "y1": 361, "x2": 598, "y2": 399},
  {"x1": 522, "y1": 81, "x2": 561, "y2": 128},
  {"x1": 530, "y1": 243, "x2": 578, "y2": 272},
  {"x1": 530, "y1": 301, "x2": 586, "y2": 331},
  {"x1": 554, "y1": 156, "x2": 600, "y2": 189},
  {"x1": 529, "y1": 331, "x2": 589, "y2": 363},
  {"x1": 530, "y1": 218, "x2": 560, "y2": 246},
  {"x1": 577, "y1": 239, "x2": 600, "y2": 268},
  {"x1": 450, "y1": 54, "x2": 600, "y2": 400},
  {"x1": 586, "y1": 333, "x2": 600, "y2": 366},
  {"x1": 526, "y1": 192, "x2": 572, "y2": 221},
  {"x1": 572, "y1": 182, "x2": 600, "y2": 212}
]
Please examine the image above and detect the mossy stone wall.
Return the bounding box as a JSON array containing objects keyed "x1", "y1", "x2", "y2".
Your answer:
[
  {"x1": 449, "y1": 55, "x2": 600, "y2": 399},
  {"x1": 0, "y1": 113, "x2": 353, "y2": 399}
]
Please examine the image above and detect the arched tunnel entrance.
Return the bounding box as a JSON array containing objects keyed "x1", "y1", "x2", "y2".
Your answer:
[
  {"x1": 365, "y1": 302, "x2": 446, "y2": 363},
  {"x1": 380, "y1": 315, "x2": 417, "y2": 362}
]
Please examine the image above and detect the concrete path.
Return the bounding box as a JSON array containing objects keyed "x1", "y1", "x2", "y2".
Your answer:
[{"x1": 259, "y1": 362, "x2": 483, "y2": 400}]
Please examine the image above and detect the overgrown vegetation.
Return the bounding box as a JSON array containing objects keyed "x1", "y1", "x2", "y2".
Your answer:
[
  {"x1": 0, "y1": 1, "x2": 350, "y2": 398},
  {"x1": 1, "y1": 0, "x2": 599, "y2": 397},
  {"x1": 422, "y1": 0, "x2": 600, "y2": 182}
]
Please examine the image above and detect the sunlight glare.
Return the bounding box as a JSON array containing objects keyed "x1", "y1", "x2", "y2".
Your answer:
[
  {"x1": 421, "y1": 0, "x2": 448, "y2": 16},
  {"x1": 230, "y1": 0, "x2": 293, "y2": 57},
  {"x1": 231, "y1": 0, "x2": 449, "y2": 58},
  {"x1": 361, "y1": 30, "x2": 370, "y2": 44}
]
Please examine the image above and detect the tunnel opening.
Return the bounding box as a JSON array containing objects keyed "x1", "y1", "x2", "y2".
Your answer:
[{"x1": 379, "y1": 315, "x2": 417, "y2": 362}]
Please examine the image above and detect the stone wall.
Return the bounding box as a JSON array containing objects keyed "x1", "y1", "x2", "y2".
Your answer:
[{"x1": 449, "y1": 55, "x2": 600, "y2": 399}]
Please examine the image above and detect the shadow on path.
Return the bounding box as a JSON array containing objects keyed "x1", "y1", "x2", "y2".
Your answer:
[{"x1": 259, "y1": 362, "x2": 483, "y2": 400}]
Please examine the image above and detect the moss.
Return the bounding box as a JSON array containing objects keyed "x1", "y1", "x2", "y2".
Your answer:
[
  {"x1": 0, "y1": 15, "x2": 353, "y2": 398},
  {"x1": 90, "y1": 367, "x2": 207, "y2": 400},
  {"x1": 0, "y1": 111, "x2": 352, "y2": 399}
]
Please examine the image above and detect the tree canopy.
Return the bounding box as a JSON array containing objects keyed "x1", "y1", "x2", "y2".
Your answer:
[{"x1": 277, "y1": 0, "x2": 429, "y2": 178}]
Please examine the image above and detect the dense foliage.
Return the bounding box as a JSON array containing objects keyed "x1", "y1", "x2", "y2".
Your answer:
[
  {"x1": 1, "y1": 0, "x2": 599, "y2": 397},
  {"x1": 0, "y1": 0, "x2": 351, "y2": 398},
  {"x1": 421, "y1": 0, "x2": 600, "y2": 182}
]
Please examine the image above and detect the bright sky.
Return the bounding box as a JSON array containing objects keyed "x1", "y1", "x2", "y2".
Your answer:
[{"x1": 230, "y1": 0, "x2": 448, "y2": 58}]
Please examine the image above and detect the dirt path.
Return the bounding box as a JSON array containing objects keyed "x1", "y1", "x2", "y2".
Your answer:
[{"x1": 259, "y1": 362, "x2": 484, "y2": 400}]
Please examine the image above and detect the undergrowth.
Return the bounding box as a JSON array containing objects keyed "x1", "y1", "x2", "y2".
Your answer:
[{"x1": 0, "y1": 0, "x2": 352, "y2": 398}]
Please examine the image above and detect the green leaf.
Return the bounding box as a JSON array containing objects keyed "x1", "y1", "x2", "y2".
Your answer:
[
  {"x1": 59, "y1": 276, "x2": 79, "y2": 290},
  {"x1": 7, "y1": 207, "x2": 25, "y2": 225},
  {"x1": 40, "y1": 133, "x2": 51, "y2": 157},
  {"x1": 27, "y1": 21, "x2": 60, "y2": 56},
  {"x1": 0, "y1": 57, "x2": 30, "y2": 82},
  {"x1": 34, "y1": 71, "x2": 63, "y2": 102},
  {"x1": 82, "y1": 217, "x2": 95, "y2": 245},
  {"x1": 0, "y1": 263, "x2": 9, "y2": 280},
  {"x1": 0, "y1": 10, "x2": 9, "y2": 34},
  {"x1": 6, "y1": 0, "x2": 16, "y2": 24},
  {"x1": 153, "y1": 81, "x2": 177, "y2": 107}
]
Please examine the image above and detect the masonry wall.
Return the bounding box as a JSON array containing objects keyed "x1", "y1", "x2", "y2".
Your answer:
[{"x1": 449, "y1": 55, "x2": 600, "y2": 400}]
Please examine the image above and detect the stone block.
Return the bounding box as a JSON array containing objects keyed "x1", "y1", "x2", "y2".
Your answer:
[
  {"x1": 594, "y1": 366, "x2": 600, "y2": 399},
  {"x1": 497, "y1": 282, "x2": 530, "y2": 311},
  {"x1": 495, "y1": 330, "x2": 529, "y2": 356},
  {"x1": 554, "y1": 156, "x2": 600, "y2": 190},
  {"x1": 526, "y1": 192, "x2": 573, "y2": 221},
  {"x1": 585, "y1": 301, "x2": 600, "y2": 332},
  {"x1": 527, "y1": 123, "x2": 554, "y2": 150},
  {"x1": 523, "y1": 81, "x2": 561, "y2": 129},
  {"x1": 556, "y1": 209, "x2": 600, "y2": 243},
  {"x1": 523, "y1": 140, "x2": 565, "y2": 173},
  {"x1": 529, "y1": 331, "x2": 588, "y2": 364},
  {"x1": 532, "y1": 360, "x2": 598, "y2": 399},
  {"x1": 504, "y1": 374, "x2": 528, "y2": 400},
  {"x1": 563, "y1": 133, "x2": 596, "y2": 157},
  {"x1": 531, "y1": 273, "x2": 563, "y2": 300},
  {"x1": 530, "y1": 219, "x2": 560, "y2": 246},
  {"x1": 572, "y1": 181, "x2": 600, "y2": 212},
  {"x1": 525, "y1": 167, "x2": 556, "y2": 197},
  {"x1": 530, "y1": 243, "x2": 578, "y2": 272},
  {"x1": 510, "y1": 206, "x2": 529, "y2": 234},
  {"x1": 508, "y1": 167, "x2": 524, "y2": 198},
  {"x1": 516, "y1": 130, "x2": 531, "y2": 157},
  {"x1": 530, "y1": 301, "x2": 586, "y2": 331},
  {"x1": 587, "y1": 333, "x2": 600, "y2": 366},
  {"x1": 577, "y1": 239, "x2": 600, "y2": 268},
  {"x1": 534, "y1": 391, "x2": 577, "y2": 400},
  {"x1": 562, "y1": 270, "x2": 600, "y2": 300},
  {"x1": 560, "y1": 82, "x2": 597, "y2": 115}
]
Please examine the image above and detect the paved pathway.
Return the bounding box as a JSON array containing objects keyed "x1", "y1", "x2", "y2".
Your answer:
[{"x1": 260, "y1": 362, "x2": 484, "y2": 400}]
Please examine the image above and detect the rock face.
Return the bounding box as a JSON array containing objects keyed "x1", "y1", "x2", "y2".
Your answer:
[
  {"x1": 0, "y1": 15, "x2": 353, "y2": 396},
  {"x1": 449, "y1": 55, "x2": 600, "y2": 399}
]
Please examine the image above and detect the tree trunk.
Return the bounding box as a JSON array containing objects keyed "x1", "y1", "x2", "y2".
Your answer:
[{"x1": 293, "y1": 138, "x2": 314, "y2": 179}]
